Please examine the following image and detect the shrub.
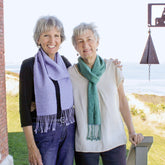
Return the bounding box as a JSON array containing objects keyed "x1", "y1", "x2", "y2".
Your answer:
[
  {"x1": 130, "y1": 106, "x2": 138, "y2": 116},
  {"x1": 139, "y1": 109, "x2": 146, "y2": 121},
  {"x1": 146, "y1": 103, "x2": 165, "y2": 114},
  {"x1": 130, "y1": 106, "x2": 146, "y2": 121}
]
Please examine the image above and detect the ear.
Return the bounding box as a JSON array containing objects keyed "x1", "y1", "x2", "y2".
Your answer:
[
  {"x1": 74, "y1": 44, "x2": 79, "y2": 52},
  {"x1": 37, "y1": 40, "x2": 40, "y2": 46},
  {"x1": 96, "y1": 39, "x2": 99, "y2": 47},
  {"x1": 37, "y1": 37, "x2": 41, "y2": 46}
]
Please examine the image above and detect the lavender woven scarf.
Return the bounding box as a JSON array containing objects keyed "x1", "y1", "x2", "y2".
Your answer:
[{"x1": 34, "y1": 48, "x2": 74, "y2": 133}]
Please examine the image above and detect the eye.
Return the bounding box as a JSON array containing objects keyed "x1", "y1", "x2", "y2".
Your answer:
[
  {"x1": 43, "y1": 34, "x2": 49, "y2": 37},
  {"x1": 55, "y1": 34, "x2": 60, "y2": 38},
  {"x1": 78, "y1": 40, "x2": 83, "y2": 43},
  {"x1": 88, "y1": 38, "x2": 93, "y2": 41}
]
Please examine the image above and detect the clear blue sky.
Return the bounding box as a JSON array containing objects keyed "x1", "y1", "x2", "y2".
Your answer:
[{"x1": 4, "y1": 0, "x2": 165, "y2": 65}]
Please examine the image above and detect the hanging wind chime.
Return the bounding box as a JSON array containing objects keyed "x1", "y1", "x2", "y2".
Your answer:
[
  {"x1": 140, "y1": 3, "x2": 165, "y2": 80},
  {"x1": 140, "y1": 29, "x2": 159, "y2": 81}
]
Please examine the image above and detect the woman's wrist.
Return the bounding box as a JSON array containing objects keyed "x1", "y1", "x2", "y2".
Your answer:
[
  {"x1": 129, "y1": 130, "x2": 136, "y2": 136},
  {"x1": 27, "y1": 141, "x2": 37, "y2": 150}
]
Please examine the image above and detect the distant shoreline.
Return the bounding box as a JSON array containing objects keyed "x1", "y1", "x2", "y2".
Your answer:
[{"x1": 6, "y1": 70, "x2": 165, "y2": 97}]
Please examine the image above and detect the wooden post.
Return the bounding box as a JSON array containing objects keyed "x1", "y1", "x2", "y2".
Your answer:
[{"x1": 127, "y1": 136, "x2": 153, "y2": 165}]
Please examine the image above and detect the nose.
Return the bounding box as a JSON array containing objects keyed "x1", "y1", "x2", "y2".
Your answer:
[
  {"x1": 82, "y1": 41, "x2": 88, "y2": 48},
  {"x1": 49, "y1": 36, "x2": 56, "y2": 43}
]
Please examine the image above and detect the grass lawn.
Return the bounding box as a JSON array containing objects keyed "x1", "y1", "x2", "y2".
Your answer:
[
  {"x1": 6, "y1": 93, "x2": 29, "y2": 165},
  {"x1": 132, "y1": 117, "x2": 165, "y2": 164},
  {"x1": 7, "y1": 93, "x2": 165, "y2": 165},
  {"x1": 8, "y1": 132, "x2": 29, "y2": 165}
]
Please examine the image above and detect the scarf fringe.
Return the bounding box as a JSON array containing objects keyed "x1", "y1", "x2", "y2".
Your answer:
[
  {"x1": 61, "y1": 107, "x2": 75, "y2": 125},
  {"x1": 87, "y1": 125, "x2": 101, "y2": 141},
  {"x1": 34, "y1": 107, "x2": 75, "y2": 134}
]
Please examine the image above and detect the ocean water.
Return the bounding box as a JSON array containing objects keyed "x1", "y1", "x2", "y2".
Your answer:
[
  {"x1": 5, "y1": 63, "x2": 165, "y2": 96},
  {"x1": 122, "y1": 63, "x2": 165, "y2": 96},
  {"x1": 5, "y1": 64, "x2": 21, "y2": 73}
]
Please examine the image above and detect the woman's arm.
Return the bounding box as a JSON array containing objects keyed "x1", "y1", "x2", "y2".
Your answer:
[
  {"x1": 118, "y1": 82, "x2": 144, "y2": 145},
  {"x1": 23, "y1": 126, "x2": 43, "y2": 165},
  {"x1": 19, "y1": 58, "x2": 34, "y2": 127},
  {"x1": 19, "y1": 58, "x2": 43, "y2": 164}
]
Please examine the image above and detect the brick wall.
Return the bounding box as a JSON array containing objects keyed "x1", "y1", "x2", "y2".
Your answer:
[{"x1": 0, "y1": 0, "x2": 9, "y2": 163}]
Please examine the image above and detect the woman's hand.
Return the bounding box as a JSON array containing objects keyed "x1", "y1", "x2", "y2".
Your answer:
[
  {"x1": 28, "y1": 144, "x2": 43, "y2": 165},
  {"x1": 23, "y1": 126, "x2": 43, "y2": 165},
  {"x1": 129, "y1": 132, "x2": 144, "y2": 146},
  {"x1": 111, "y1": 58, "x2": 123, "y2": 70}
]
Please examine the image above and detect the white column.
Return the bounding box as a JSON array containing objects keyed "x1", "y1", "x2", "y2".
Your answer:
[{"x1": 0, "y1": 155, "x2": 14, "y2": 165}]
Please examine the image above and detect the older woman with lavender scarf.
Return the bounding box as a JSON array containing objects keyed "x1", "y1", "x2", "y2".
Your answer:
[
  {"x1": 19, "y1": 16, "x2": 75, "y2": 165},
  {"x1": 68, "y1": 23, "x2": 144, "y2": 165}
]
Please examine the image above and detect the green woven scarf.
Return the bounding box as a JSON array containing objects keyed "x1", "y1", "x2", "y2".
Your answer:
[{"x1": 78, "y1": 55, "x2": 106, "y2": 140}]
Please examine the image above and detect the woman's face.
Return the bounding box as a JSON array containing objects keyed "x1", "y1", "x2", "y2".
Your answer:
[
  {"x1": 75, "y1": 29, "x2": 99, "y2": 61},
  {"x1": 38, "y1": 27, "x2": 61, "y2": 58}
]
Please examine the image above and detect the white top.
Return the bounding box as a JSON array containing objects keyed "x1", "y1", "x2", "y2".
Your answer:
[{"x1": 68, "y1": 59, "x2": 127, "y2": 152}]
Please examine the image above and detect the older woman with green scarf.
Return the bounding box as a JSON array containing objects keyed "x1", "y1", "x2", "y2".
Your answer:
[{"x1": 68, "y1": 23, "x2": 144, "y2": 165}]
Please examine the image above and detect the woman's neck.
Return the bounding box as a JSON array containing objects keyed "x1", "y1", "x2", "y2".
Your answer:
[
  {"x1": 48, "y1": 54, "x2": 55, "y2": 61},
  {"x1": 83, "y1": 56, "x2": 96, "y2": 68}
]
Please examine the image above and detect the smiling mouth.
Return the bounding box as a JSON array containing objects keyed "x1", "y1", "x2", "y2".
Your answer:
[
  {"x1": 48, "y1": 45, "x2": 56, "y2": 48},
  {"x1": 83, "y1": 49, "x2": 91, "y2": 53}
]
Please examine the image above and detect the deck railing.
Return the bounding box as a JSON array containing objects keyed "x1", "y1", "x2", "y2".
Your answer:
[{"x1": 127, "y1": 136, "x2": 153, "y2": 165}]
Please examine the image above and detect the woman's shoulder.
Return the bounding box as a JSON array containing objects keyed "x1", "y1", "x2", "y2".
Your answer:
[
  {"x1": 21, "y1": 57, "x2": 35, "y2": 67},
  {"x1": 104, "y1": 58, "x2": 115, "y2": 69},
  {"x1": 68, "y1": 64, "x2": 78, "y2": 75},
  {"x1": 61, "y1": 55, "x2": 72, "y2": 68},
  {"x1": 20, "y1": 57, "x2": 35, "y2": 74}
]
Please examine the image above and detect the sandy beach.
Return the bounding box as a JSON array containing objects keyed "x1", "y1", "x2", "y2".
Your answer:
[
  {"x1": 6, "y1": 73, "x2": 19, "y2": 95},
  {"x1": 127, "y1": 94, "x2": 165, "y2": 121}
]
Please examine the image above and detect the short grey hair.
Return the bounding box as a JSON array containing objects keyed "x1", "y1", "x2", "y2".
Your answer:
[
  {"x1": 72, "y1": 22, "x2": 99, "y2": 47},
  {"x1": 33, "y1": 16, "x2": 66, "y2": 46}
]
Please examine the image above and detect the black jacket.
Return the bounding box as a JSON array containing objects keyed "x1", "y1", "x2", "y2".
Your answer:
[{"x1": 19, "y1": 56, "x2": 71, "y2": 127}]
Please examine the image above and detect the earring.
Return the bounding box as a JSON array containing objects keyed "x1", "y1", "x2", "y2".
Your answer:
[
  {"x1": 77, "y1": 53, "x2": 79, "y2": 56},
  {"x1": 96, "y1": 48, "x2": 98, "y2": 51},
  {"x1": 37, "y1": 44, "x2": 41, "y2": 49}
]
